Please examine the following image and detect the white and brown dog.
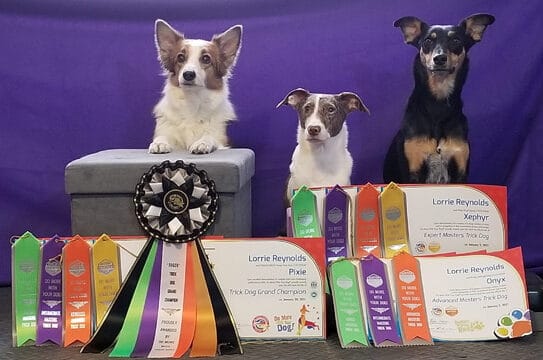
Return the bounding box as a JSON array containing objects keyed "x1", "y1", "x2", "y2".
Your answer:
[
  {"x1": 149, "y1": 20, "x2": 242, "y2": 154},
  {"x1": 277, "y1": 88, "x2": 370, "y2": 202}
]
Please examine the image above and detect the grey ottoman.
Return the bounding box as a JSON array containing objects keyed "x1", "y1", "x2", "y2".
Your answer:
[{"x1": 65, "y1": 149, "x2": 255, "y2": 237}]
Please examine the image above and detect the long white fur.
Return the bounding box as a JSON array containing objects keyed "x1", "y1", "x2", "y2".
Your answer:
[
  {"x1": 150, "y1": 73, "x2": 235, "y2": 154},
  {"x1": 149, "y1": 32, "x2": 239, "y2": 154}
]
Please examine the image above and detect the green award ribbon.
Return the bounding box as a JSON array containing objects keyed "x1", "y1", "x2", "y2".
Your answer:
[
  {"x1": 109, "y1": 240, "x2": 158, "y2": 357},
  {"x1": 12, "y1": 231, "x2": 41, "y2": 347},
  {"x1": 329, "y1": 259, "x2": 368, "y2": 348},
  {"x1": 292, "y1": 186, "x2": 322, "y2": 238}
]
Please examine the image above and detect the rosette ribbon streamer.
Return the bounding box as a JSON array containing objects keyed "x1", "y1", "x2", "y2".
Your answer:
[{"x1": 81, "y1": 160, "x2": 242, "y2": 357}]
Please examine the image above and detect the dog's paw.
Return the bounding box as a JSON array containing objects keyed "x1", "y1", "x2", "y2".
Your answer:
[
  {"x1": 189, "y1": 139, "x2": 217, "y2": 154},
  {"x1": 148, "y1": 141, "x2": 173, "y2": 154}
]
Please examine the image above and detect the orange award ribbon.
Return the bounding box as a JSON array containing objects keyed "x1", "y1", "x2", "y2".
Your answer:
[
  {"x1": 355, "y1": 183, "x2": 382, "y2": 257},
  {"x1": 190, "y1": 240, "x2": 217, "y2": 357},
  {"x1": 173, "y1": 241, "x2": 196, "y2": 357},
  {"x1": 63, "y1": 235, "x2": 92, "y2": 346},
  {"x1": 91, "y1": 234, "x2": 121, "y2": 327},
  {"x1": 391, "y1": 252, "x2": 433, "y2": 345},
  {"x1": 379, "y1": 182, "x2": 409, "y2": 258}
]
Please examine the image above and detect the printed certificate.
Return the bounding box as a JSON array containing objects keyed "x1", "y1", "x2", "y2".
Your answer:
[
  {"x1": 203, "y1": 238, "x2": 326, "y2": 340},
  {"x1": 418, "y1": 248, "x2": 531, "y2": 341}
]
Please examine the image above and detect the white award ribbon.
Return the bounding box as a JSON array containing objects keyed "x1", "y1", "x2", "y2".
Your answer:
[{"x1": 148, "y1": 242, "x2": 187, "y2": 358}]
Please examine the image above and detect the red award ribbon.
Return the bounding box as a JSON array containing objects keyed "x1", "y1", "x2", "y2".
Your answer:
[
  {"x1": 63, "y1": 235, "x2": 92, "y2": 346},
  {"x1": 355, "y1": 183, "x2": 382, "y2": 257},
  {"x1": 391, "y1": 252, "x2": 433, "y2": 345}
]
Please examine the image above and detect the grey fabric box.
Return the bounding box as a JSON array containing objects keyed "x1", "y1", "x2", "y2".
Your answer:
[{"x1": 65, "y1": 149, "x2": 255, "y2": 237}]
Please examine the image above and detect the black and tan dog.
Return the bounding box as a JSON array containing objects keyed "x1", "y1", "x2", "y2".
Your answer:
[{"x1": 383, "y1": 14, "x2": 495, "y2": 183}]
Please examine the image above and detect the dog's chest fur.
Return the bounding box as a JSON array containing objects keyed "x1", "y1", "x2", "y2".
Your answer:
[
  {"x1": 153, "y1": 81, "x2": 234, "y2": 149},
  {"x1": 287, "y1": 125, "x2": 352, "y2": 196}
]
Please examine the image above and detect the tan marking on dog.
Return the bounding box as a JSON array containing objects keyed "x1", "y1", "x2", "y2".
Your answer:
[
  {"x1": 404, "y1": 137, "x2": 438, "y2": 172},
  {"x1": 438, "y1": 138, "x2": 470, "y2": 172},
  {"x1": 448, "y1": 31, "x2": 455, "y2": 37},
  {"x1": 202, "y1": 44, "x2": 225, "y2": 90},
  {"x1": 430, "y1": 32, "x2": 437, "y2": 39},
  {"x1": 465, "y1": 18, "x2": 485, "y2": 41}
]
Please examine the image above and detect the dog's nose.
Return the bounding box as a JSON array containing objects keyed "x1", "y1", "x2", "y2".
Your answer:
[
  {"x1": 183, "y1": 71, "x2": 196, "y2": 81},
  {"x1": 308, "y1": 126, "x2": 321, "y2": 136},
  {"x1": 433, "y1": 54, "x2": 447, "y2": 66}
]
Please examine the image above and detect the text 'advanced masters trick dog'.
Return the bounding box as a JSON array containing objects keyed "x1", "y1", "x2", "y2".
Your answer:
[{"x1": 383, "y1": 14, "x2": 495, "y2": 184}]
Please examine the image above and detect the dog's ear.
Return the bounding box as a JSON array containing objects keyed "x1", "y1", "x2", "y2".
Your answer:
[
  {"x1": 460, "y1": 13, "x2": 495, "y2": 48},
  {"x1": 212, "y1": 25, "x2": 243, "y2": 71},
  {"x1": 337, "y1": 92, "x2": 370, "y2": 115},
  {"x1": 155, "y1": 19, "x2": 184, "y2": 72},
  {"x1": 276, "y1": 88, "x2": 310, "y2": 108},
  {"x1": 394, "y1": 16, "x2": 428, "y2": 47}
]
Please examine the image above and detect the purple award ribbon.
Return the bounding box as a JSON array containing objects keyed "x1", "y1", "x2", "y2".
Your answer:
[
  {"x1": 286, "y1": 207, "x2": 293, "y2": 237},
  {"x1": 360, "y1": 254, "x2": 402, "y2": 346},
  {"x1": 36, "y1": 236, "x2": 65, "y2": 345},
  {"x1": 131, "y1": 241, "x2": 163, "y2": 357},
  {"x1": 324, "y1": 185, "x2": 349, "y2": 264}
]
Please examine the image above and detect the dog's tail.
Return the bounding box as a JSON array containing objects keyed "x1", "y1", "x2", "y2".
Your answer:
[{"x1": 426, "y1": 153, "x2": 449, "y2": 184}]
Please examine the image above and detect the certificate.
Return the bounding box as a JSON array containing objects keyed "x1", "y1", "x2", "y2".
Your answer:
[
  {"x1": 404, "y1": 185, "x2": 507, "y2": 255},
  {"x1": 203, "y1": 238, "x2": 326, "y2": 340},
  {"x1": 418, "y1": 247, "x2": 531, "y2": 341}
]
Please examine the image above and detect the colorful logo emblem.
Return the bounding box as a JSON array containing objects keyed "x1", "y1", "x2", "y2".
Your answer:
[{"x1": 252, "y1": 315, "x2": 270, "y2": 333}]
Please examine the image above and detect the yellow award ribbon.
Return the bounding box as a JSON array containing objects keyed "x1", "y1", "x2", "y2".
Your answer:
[
  {"x1": 91, "y1": 234, "x2": 121, "y2": 328},
  {"x1": 379, "y1": 182, "x2": 410, "y2": 258}
]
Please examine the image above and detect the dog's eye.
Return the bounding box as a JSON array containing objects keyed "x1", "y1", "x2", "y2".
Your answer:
[
  {"x1": 449, "y1": 38, "x2": 463, "y2": 53},
  {"x1": 304, "y1": 105, "x2": 312, "y2": 113},
  {"x1": 422, "y1": 38, "x2": 433, "y2": 53},
  {"x1": 201, "y1": 54, "x2": 211, "y2": 64},
  {"x1": 176, "y1": 54, "x2": 185, "y2": 63},
  {"x1": 327, "y1": 106, "x2": 336, "y2": 113}
]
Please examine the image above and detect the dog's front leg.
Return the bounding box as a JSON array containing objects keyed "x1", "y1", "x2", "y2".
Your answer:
[
  {"x1": 437, "y1": 138, "x2": 470, "y2": 183},
  {"x1": 403, "y1": 137, "x2": 438, "y2": 183},
  {"x1": 189, "y1": 135, "x2": 222, "y2": 154},
  {"x1": 149, "y1": 135, "x2": 173, "y2": 154}
]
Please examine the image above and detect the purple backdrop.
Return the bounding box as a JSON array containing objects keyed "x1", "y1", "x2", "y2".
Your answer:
[{"x1": 1, "y1": 0, "x2": 542, "y2": 285}]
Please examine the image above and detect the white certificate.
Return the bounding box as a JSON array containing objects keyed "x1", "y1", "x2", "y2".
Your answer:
[{"x1": 203, "y1": 239, "x2": 326, "y2": 340}]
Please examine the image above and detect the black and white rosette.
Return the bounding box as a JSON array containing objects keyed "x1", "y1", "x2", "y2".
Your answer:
[
  {"x1": 134, "y1": 160, "x2": 218, "y2": 242},
  {"x1": 82, "y1": 160, "x2": 242, "y2": 356}
]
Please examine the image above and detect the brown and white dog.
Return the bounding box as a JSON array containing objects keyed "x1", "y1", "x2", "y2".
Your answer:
[
  {"x1": 149, "y1": 20, "x2": 242, "y2": 154},
  {"x1": 277, "y1": 88, "x2": 370, "y2": 202}
]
